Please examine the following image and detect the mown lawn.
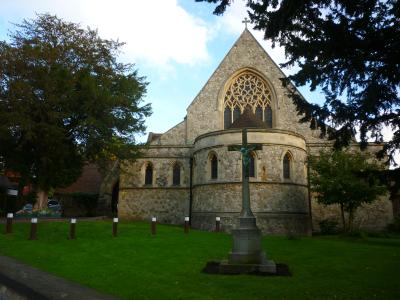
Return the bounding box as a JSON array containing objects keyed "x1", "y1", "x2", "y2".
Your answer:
[{"x1": 0, "y1": 221, "x2": 399, "y2": 300}]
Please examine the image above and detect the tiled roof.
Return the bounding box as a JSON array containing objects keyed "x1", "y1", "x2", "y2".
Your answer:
[{"x1": 55, "y1": 164, "x2": 103, "y2": 194}]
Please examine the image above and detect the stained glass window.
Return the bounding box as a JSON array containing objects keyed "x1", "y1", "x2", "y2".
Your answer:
[
  {"x1": 173, "y1": 163, "x2": 181, "y2": 186},
  {"x1": 224, "y1": 107, "x2": 231, "y2": 129},
  {"x1": 283, "y1": 153, "x2": 291, "y2": 179},
  {"x1": 265, "y1": 105, "x2": 272, "y2": 128},
  {"x1": 249, "y1": 152, "x2": 255, "y2": 178},
  {"x1": 211, "y1": 155, "x2": 218, "y2": 179},
  {"x1": 145, "y1": 163, "x2": 153, "y2": 185},
  {"x1": 255, "y1": 106, "x2": 263, "y2": 121}
]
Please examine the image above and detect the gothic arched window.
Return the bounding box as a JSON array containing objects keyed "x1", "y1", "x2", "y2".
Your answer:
[
  {"x1": 224, "y1": 107, "x2": 232, "y2": 129},
  {"x1": 172, "y1": 163, "x2": 181, "y2": 186},
  {"x1": 265, "y1": 105, "x2": 273, "y2": 128},
  {"x1": 223, "y1": 71, "x2": 273, "y2": 128},
  {"x1": 283, "y1": 153, "x2": 291, "y2": 179},
  {"x1": 145, "y1": 163, "x2": 153, "y2": 185},
  {"x1": 211, "y1": 154, "x2": 218, "y2": 179}
]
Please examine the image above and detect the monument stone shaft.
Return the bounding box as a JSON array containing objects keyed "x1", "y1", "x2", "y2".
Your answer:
[{"x1": 220, "y1": 128, "x2": 276, "y2": 273}]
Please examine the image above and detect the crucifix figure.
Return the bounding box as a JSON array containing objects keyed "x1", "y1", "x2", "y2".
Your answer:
[{"x1": 242, "y1": 17, "x2": 251, "y2": 29}]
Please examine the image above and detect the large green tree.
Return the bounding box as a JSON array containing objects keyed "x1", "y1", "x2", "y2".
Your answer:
[
  {"x1": 309, "y1": 150, "x2": 387, "y2": 232},
  {"x1": 0, "y1": 14, "x2": 151, "y2": 208},
  {"x1": 198, "y1": 0, "x2": 399, "y2": 177}
]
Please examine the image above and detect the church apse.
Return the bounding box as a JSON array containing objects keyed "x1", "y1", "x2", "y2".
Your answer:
[{"x1": 118, "y1": 28, "x2": 392, "y2": 234}]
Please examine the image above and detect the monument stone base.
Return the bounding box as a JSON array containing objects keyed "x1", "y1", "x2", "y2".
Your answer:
[{"x1": 203, "y1": 216, "x2": 281, "y2": 275}]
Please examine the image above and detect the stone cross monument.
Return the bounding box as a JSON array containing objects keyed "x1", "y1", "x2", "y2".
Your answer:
[{"x1": 218, "y1": 128, "x2": 277, "y2": 274}]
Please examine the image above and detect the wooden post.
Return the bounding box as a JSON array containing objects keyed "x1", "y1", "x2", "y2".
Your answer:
[
  {"x1": 5, "y1": 213, "x2": 13, "y2": 234},
  {"x1": 69, "y1": 218, "x2": 76, "y2": 240},
  {"x1": 184, "y1": 216, "x2": 190, "y2": 234},
  {"x1": 113, "y1": 218, "x2": 118, "y2": 237},
  {"x1": 215, "y1": 216, "x2": 221, "y2": 232},
  {"x1": 29, "y1": 218, "x2": 38, "y2": 240},
  {"x1": 151, "y1": 217, "x2": 157, "y2": 235}
]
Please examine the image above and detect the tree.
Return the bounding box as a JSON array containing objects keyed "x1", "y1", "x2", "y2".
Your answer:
[
  {"x1": 0, "y1": 14, "x2": 151, "y2": 209},
  {"x1": 198, "y1": 0, "x2": 399, "y2": 173},
  {"x1": 309, "y1": 150, "x2": 387, "y2": 232}
]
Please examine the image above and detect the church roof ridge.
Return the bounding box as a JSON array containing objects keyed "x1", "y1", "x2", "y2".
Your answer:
[
  {"x1": 186, "y1": 28, "x2": 309, "y2": 112},
  {"x1": 186, "y1": 28, "x2": 254, "y2": 111}
]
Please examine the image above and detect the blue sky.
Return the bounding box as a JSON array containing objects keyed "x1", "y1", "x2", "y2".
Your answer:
[
  {"x1": 1, "y1": 0, "x2": 397, "y2": 166},
  {"x1": 0, "y1": 0, "x2": 325, "y2": 138}
]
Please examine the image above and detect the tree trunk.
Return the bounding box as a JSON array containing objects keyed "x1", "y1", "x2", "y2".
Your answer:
[
  {"x1": 340, "y1": 203, "x2": 346, "y2": 232},
  {"x1": 35, "y1": 189, "x2": 48, "y2": 210},
  {"x1": 348, "y1": 208, "x2": 355, "y2": 232}
]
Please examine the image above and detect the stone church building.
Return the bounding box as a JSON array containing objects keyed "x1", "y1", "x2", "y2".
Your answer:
[{"x1": 117, "y1": 29, "x2": 393, "y2": 235}]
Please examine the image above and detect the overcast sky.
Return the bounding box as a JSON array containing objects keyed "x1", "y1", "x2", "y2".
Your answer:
[{"x1": 0, "y1": 0, "x2": 397, "y2": 165}]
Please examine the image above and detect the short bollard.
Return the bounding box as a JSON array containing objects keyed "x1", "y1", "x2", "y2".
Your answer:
[
  {"x1": 215, "y1": 216, "x2": 221, "y2": 232},
  {"x1": 151, "y1": 217, "x2": 157, "y2": 235},
  {"x1": 6, "y1": 213, "x2": 13, "y2": 234},
  {"x1": 113, "y1": 218, "x2": 118, "y2": 237},
  {"x1": 184, "y1": 216, "x2": 190, "y2": 234},
  {"x1": 69, "y1": 218, "x2": 77, "y2": 240},
  {"x1": 29, "y1": 218, "x2": 38, "y2": 240}
]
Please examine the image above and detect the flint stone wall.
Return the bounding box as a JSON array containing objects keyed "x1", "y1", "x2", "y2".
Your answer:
[
  {"x1": 118, "y1": 188, "x2": 189, "y2": 224},
  {"x1": 312, "y1": 196, "x2": 393, "y2": 231},
  {"x1": 186, "y1": 29, "x2": 327, "y2": 145},
  {"x1": 192, "y1": 183, "x2": 310, "y2": 235}
]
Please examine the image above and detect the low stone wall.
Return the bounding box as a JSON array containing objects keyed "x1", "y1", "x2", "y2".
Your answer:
[
  {"x1": 192, "y1": 182, "x2": 311, "y2": 235},
  {"x1": 0, "y1": 255, "x2": 116, "y2": 300},
  {"x1": 118, "y1": 187, "x2": 189, "y2": 224},
  {"x1": 311, "y1": 196, "x2": 394, "y2": 232},
  {"x1": 191, "y1": 212, "x2": 310, "y2": 235}
]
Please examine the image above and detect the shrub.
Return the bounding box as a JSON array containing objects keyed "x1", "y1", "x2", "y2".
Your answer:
[
  {"x1": 319, "y1": 219, "x2": 339, "y2": 235},
  {"x1": 386, "y1": 216, "x2": 400, "y2": 234},
  {"x1": 59, "y1": 193, "x2": 99, "y2": 217}
]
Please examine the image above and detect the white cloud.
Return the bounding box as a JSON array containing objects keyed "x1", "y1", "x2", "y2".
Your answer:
[{"x1": 0, "y1": 0, "x2": 211, "y2": 67}]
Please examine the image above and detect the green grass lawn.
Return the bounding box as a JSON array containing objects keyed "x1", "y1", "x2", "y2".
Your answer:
[{"x1": 0, "y1": 221, "x2": 399, "y2": 300}]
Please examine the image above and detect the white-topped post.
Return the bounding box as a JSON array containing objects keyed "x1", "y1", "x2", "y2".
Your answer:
[
  {"x1": 184, "y1": 216, "x2": 190, "y2": 234},
  {"x1": 5, "y1": 213, "x2": 13, "y2": 234},
  {"x1": 69, "y1": 218, "x2": 76, "y2": 240},
  {"x1": 29, "y1": 218, "x2": 38, "y2": 240},
  {"x1": 112, "y1": 217, "x2": 118, "y2": 237},
  {"x1": 151, "y1": 217, "x2": 157, "y2": 235},
  {"x1": 215, "y1": 216, "x2": 221, "y2": 232}
]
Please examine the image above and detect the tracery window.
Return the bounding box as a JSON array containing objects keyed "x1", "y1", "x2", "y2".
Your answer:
[
  {"x1": 283, "y1": 153, "x2": 291, "y2": 179},
  {"x1": 223, "y1": 71, "x2": 273, "y2": 128},
  {"x1": 172, "y1": 163, "x2": 181, "y2": 186},
  {"x1": 145, "y1": 163, "x2": 153, "y2": 185}
]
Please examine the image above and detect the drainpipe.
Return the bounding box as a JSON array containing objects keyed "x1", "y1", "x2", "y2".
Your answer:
[
  {"x1": 189, "y1": 157, "x2": 193, "y2": 226},
  {"x1": 306, "y1": 147, "x2": 313, "y2": 234}
]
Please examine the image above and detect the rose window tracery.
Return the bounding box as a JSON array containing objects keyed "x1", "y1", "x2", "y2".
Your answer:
[{"x1": 223, "y1": 71, "x2": 273, "y2": 129}]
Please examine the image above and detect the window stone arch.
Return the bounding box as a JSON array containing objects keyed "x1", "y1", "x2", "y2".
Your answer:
[
  {"x1": 143, "y1": 162, "x2": 153, "y2": 186},
  {"x1": 172, "y1": 161, "x2": 183, "y2": 186},
  {"x1": 282, "y1": 151, "x2": 293, "y2": 180},
  {"x1": 208, "y1": 152, "x2": 218, "y2": 180}
]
